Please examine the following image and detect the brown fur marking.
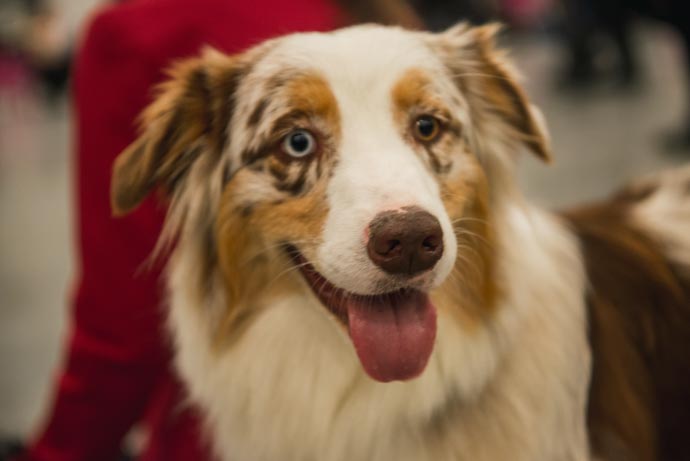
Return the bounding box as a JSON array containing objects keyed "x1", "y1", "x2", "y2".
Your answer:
[
  {"x1": 471, "y1": 26, "x2": 550, "y2": 162},
  {"x1": 284, "y1": 72, "x2": 340, "y2": 130},
  {"x1": 209, "y1": 62, "x2": 249, "y2": 156},
  {"x1": 111, "y1": 53, "x2": 245, "y2": 215},
  {"x1": 214, "y1": 166, "x2": 330, "y2": 344},
  {"x1": 392, "y1": 67, "x2": 435, "y2": 114},
  {"x1": 563, "y1": 198, "x2": 690, "y2": 461},
  {"x1": 434, "y1": 157, "x2": 497, "y2": 329}
]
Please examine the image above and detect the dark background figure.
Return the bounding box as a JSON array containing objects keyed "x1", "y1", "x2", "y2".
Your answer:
[
  {"x1": 0, "y1": 0, "x2": 71, "y2": 101},
  {"x1": 560, "y1": 0, "x2": 639, "y2": 87},
  {"x1": 411, "y1": 0, "x2": 497, "y2": 31},
  {"x1": 559, "y1": 0, "x2": 690, "y2": 150}
]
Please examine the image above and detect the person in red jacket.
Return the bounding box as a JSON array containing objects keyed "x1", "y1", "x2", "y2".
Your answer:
[{"x1": 9, "y1": 1, "x2": 421, "y2": 460}]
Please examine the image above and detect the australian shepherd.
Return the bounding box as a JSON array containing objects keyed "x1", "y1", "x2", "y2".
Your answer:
[{"x1": 110, "y1": 24, "x2": 690, "y2": 461}]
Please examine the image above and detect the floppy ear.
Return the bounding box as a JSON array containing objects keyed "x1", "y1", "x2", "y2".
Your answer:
[
  {"x1": 438, "y1": 23, "x2": 552, "y2": 162},
  {"x1": 111, "y1": 49, "x2": 244, "y2": 216}
]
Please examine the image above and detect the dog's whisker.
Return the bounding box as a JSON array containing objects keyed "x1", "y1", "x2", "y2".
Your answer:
[
  {"x1": 455, "y1": 229, "x2": 493, "y2": 249},
  {"x1": 263, "y1": 260, "x2": 313, "y2": 289},
  {"x1": 448, "y1": 71, "x2": 515, "y2": 82},
  {"x1": 450, "y1": 247, "x2": 485, "y2": 285},
  {"x1": 455, "y1": 241, "x2": 484, "y2": 266},
  {"x1": 450, "y1": 216, "x2": 490, "y2": 226},
  {"x1": 236, "y1": 237, "x2": 321, "y2": 269}
]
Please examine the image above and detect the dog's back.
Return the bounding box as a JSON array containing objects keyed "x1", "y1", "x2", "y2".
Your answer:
[{"x1": 563, "y1": 166, "x2": 690, "y2": 461}]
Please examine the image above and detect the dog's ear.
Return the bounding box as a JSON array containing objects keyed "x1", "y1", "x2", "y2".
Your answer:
[
  {"x1": 436, "y1": 23, "x2": 552, "y2": 162},
  {"x1": 111, "y1": 49, "x2": 244, "y2": 216}
]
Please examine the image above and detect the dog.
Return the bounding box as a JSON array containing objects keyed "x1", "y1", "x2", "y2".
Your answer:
[{"x1": 110, "y1": 23, "x2": 690, "y2": 461}]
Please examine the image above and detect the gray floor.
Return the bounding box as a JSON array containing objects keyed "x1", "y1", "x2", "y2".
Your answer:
[
  {"x1": 1, "y1": 24, "x2": 689, "y2": 439},
  {"x1": 0, "y1": 94, "x2": 73, "y2": 436}
]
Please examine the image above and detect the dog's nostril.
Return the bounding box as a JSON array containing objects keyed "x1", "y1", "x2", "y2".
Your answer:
[
  {"x1": 422, "y1": 236, "x2": 439, "y2": 252},
  {"x1": 367, "y1": 207, "x2": 444, "y2": 276},
  {"x1": 373, "y1": 238, "x2": 401, "y2": 256},
  {"x1": 384, "y1": 240, "x2": 401, "y2": 255}
]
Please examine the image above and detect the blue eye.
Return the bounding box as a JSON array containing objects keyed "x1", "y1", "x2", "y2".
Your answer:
[{"x1": 282, "y1": 130, "x2": 316, "y2": 158}]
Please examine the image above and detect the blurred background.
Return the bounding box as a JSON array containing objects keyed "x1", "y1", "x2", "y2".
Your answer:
[{"x1": 0, "y1": 0, "x2": 688, "y2": 456}]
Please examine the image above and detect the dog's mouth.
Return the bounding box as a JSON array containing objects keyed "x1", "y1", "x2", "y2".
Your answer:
[{"x1": 286, "y1": 246, "x2": 437, "y2": 382}]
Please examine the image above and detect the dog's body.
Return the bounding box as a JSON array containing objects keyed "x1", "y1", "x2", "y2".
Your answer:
[
  {"x1": 110, "y1": 24, "x2": 690, "y2": 461},
  {"x1": 566, "y1": 171, "x2": 690, "y2": 461}
]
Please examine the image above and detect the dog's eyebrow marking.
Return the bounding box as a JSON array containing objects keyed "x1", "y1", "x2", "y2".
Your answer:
[
  {"x1": 284, "y1": 72, "x2": 340, "y2": 129},
  {"x1": 391, "y1": 67, "x2": 457, "y2": 123},
  {"x1": 392, "y1": 67, "x2": 435, "y2": 112},
  {"x1": 252, "y1": 68, "x2": 330, "y2": 127}
]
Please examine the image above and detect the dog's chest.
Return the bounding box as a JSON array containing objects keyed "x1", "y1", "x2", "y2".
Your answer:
[
  {"x1": 170, "y1": 290, "x2": 589, "y2": 461},
  {"x1": 172, "y1": 293, "x2": 434, "y2": 460}
]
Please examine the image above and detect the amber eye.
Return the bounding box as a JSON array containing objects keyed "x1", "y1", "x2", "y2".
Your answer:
[
  {"x1": 282, "y1": 129, "x2": 316, "y2": 159},
  {"x1": 413, "y1": 116, "x2": 441, "y2": 142}
]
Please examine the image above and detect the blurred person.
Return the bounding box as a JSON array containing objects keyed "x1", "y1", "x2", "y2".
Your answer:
[
  {"x1": 408, "y1": 0, "x2": 553, "y2": 35},
  {"x1": 0, "y1": 443, "x2": 23, "y2": 461},
  {"x1": 500, "y1": 0, "x2": 553, "y2": 29},
  {"x1": 0, "y1": 0, "x2": 71, "y2": 100},
  {"x1": 558, "y1": 0, "x2": 690, "y2": 150},
  {"x1": 345, "y1": 0, "x2": 424, "y2": 29},
  {"x1": 559, "y1": 0, "x2": 639, "y2": 87},
  {"x1": 1, "y1": 2, "x2": 421, "y2": 461},
  {"x1": 411, "y1": 0, "x2": 497, "y2": 31}
]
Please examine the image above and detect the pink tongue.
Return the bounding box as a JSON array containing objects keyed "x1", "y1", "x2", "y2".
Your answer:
[{"x1": 347, "y1": 291, "x2": 437, "y2": 382}]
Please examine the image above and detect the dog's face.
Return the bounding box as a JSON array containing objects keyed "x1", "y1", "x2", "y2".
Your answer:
[{"x1": 111, "y1": 24, "x2": 549, "y2": 383}]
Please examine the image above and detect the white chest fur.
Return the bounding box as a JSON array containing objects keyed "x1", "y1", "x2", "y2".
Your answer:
[{"x1": 167, "y1": 205, "x2": 591, "y2": 461}]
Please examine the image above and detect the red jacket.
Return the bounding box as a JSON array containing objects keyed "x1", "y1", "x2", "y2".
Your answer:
[{"x1": 22, "y1": 1, "x2": 343, "y2": 460}]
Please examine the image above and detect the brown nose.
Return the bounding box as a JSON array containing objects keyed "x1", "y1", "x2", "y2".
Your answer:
[{"x1": 367, "y1": 207, "x2": 444, "y2": 275}]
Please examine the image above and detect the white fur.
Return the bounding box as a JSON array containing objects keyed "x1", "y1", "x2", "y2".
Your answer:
[{"x1": 165, "y1": 26, "x2": 592, "y2": 461}]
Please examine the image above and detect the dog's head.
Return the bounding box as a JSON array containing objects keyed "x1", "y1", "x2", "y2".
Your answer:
[{"x1": 111, "y1": 24, "x2": 550, "y2": 383}]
